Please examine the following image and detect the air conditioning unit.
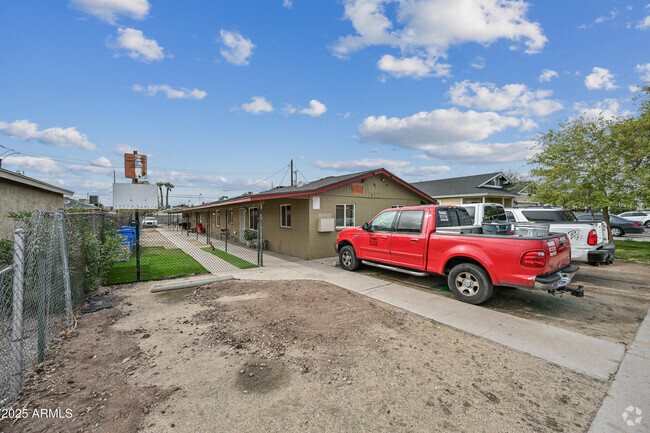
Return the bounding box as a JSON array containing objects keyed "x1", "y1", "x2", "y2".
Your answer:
[{"x1": 318, "y1": 217, "x2": 335, "y2": 232}]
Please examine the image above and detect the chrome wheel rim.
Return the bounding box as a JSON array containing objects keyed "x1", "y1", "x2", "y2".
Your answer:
[
  {"x1": 611, "y1": 228, "x2": 622, "y2": 236},
  {"x1": 341, "y1": 251, "x2": 352, "y2": 267},
  {"x1": 455, "y1": 272, "x2": 480, "y2": 297}
]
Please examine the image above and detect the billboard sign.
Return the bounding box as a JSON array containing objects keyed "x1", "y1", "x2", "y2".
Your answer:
[
  {"x1": 113, "y1": 183, "x2": 158, "y2": 209},
  {"x1": 124, "y1": 153, "x2": 147, "y2": 179}
]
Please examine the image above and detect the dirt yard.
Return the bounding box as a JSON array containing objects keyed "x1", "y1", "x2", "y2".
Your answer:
[
  {"x1": 358, "y1": 260, "x2": 650, "y2": 345},
  {"x1": 2, "y1": 279, "x2": 610, "y2": 433}
]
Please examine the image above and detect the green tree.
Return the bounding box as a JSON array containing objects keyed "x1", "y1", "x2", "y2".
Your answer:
[{"x1": 529, "y1": 85, "x2": 650, "y2": 225}]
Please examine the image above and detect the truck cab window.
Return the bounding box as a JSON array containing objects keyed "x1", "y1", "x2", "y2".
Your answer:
[
  {"x1": 369, "y1": 210, "x2": 398, "y2": 232},
  {"x1": 395, "y1": 210, "x2": 425, "y2": 234}
]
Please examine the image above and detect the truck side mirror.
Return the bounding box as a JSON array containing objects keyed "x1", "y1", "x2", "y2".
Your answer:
[{"x1": 362, "y1": 222, "x2": 370, "y2": 231}]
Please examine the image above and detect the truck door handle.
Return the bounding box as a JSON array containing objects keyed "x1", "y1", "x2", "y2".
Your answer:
[
  {"x1": 380, "y1": 236, "x2": 388, "y2": 240},
  {"x1": 411, "y1": 238, "x2": 418, "y2": 242}
]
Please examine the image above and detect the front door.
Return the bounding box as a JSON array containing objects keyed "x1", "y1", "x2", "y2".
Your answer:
[
  {"x1": 239, "y1": 208, "x2": 246, "y2": 242},
  {"x1": 358, "y1": 210, "x2": 398, "y2": 262}
]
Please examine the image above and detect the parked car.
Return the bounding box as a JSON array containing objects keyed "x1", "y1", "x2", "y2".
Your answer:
[
  {"x1": 617, "y1": 212, "x2": 650, "y2": 228},
  {"x1": 505, "y1": 207, "x2": 614, "y2": 265},
  {"x1": 335, "y1": 205, "x2": 580, "y2": 305},
  {"x1": 576, "y1": 213, "x2": 645, "y2": 236},
  {"x1": 142, "y1": 216, "x2": 158, "y2": 228}
]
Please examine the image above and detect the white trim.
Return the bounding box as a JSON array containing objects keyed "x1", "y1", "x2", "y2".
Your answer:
[
  {"x1": 431, "y1": 192, "x2": 518, "y2": 199},
  {"x1": 476, "y1": 172, "x2": 511, "y2": 188},
  {"x1": 335, "y1": 203, "x2": 356, "y2": 229},
  {"x1": 280, "y1": 203, "x2": 291, "y2": 228}
]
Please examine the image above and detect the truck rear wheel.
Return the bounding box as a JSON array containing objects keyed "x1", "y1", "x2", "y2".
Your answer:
[
  {"x1": 448, "y1": 263, "x2": 494, "y2": 305},
  {"x1": 339, "y1": 245, "x2": 360, "y2": 271}
]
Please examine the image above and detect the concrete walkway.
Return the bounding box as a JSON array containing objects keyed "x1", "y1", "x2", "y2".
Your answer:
[
  {"x1": 589, "y1": 309, "x2": 650, "y2": 432},
  {"x1": 223, "y1": 256, "x2": 626, "y2": 381},
  {"x1": 156, "y1": 228, "x2": 240, "y2": 274}
]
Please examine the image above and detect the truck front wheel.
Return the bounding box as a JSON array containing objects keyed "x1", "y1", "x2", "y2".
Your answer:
[
  {"x1": 339, "y1": 245, "x2": 360, "y2": 271},
  {"x1": 448, "y1": 263, "x2": 494, "y2": 305}
]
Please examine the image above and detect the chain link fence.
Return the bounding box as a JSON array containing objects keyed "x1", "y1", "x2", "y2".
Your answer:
[
  {"x1": 0, "y1": 210, "x2": 128, "y2": 407},
  {"x1": 103, "y1": 211, "x2": 264, "y2": 285}
]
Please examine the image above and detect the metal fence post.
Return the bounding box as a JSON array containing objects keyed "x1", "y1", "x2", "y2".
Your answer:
[
  {"x1": 10, "y1": 228, "x2": 25, "y2": 402},
  {"x1": 135, "y1": 210, "x2": 141, "y2": 282},
  {"x1": 59, "y1": 209, "x2": 74, "y2": 327},
  {"x1": 36, "y1": 244, "x2": 46, "y2": 364},
  {"x1": 257, "y1": 205, "x2": 264, "y2": 266}
]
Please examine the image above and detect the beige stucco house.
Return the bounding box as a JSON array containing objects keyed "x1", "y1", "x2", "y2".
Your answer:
[
  {"x1": 177, "y1": 169, "x2": 435, "y2": 260},
  {"x1": 412, "y1": 172, "x2": 534, "y2": 207},
  {"x1": 0, "y1": 168, "x2": 74, "y2": 239}
]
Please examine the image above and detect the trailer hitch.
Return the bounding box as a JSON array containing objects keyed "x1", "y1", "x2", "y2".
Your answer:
[{"x1": 547, "y1": 285, "x2": 584, "y2": 298}]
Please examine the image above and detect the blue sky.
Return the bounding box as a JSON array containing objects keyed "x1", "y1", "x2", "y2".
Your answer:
[{"x1": 1, "y1": 0, "x2": 648, "y2": 206}]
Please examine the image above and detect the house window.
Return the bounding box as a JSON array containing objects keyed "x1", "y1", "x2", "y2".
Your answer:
[
  {"x1": 336, "y1": 204, "x2": 355, "y2": 228},
  {"x1": 228, "y1": 209, "x2": 233, "y2": 224},
  {"x1": 249, "y1": 207, "x2": 259, "y2": 230},
  {"x1": 216, "y1": 211, "x2": 221, "y2": 226},
  {"x1": 280, "y1": 204, "x2": 291, "y2": 228}
]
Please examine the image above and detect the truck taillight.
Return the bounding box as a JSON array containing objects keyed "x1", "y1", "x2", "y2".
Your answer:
[
  {"x1": 633, "y1": 222, "x2": 642, "y2": 226},
  {"x1": 521, "y1": 251, "x2": 546, "y2": 267},
  {"x1": 587, "y1": 229, "x2": 598, "y2": 245}
]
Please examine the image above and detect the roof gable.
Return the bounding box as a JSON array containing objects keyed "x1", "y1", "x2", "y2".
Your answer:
[
  {"x1": 177, "y1": 168, "x2": 436, "y2": 212},
  {"x1": 413, "y1": 172, "x2": 519, "y2": 198}
]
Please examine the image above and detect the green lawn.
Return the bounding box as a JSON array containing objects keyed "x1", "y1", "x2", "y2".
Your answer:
[
  {"x1": 104, "y1": 247, "x2": 208, "y2": 285},
  {"x1": 201, "y1": 247, "x2": 258, "y2": 269},
  {"x1": 614, "y1": 240, "x2": 650, "y2": 264}
]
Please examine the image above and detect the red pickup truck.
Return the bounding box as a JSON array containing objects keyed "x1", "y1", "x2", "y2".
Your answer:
[{"x1": 334, "y1": 205, "x2": 581, "y2": 304}]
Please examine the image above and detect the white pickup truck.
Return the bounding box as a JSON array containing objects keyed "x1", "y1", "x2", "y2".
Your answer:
[{"x1": 504, "y1": 207, "x2": 614, "y2": 265}]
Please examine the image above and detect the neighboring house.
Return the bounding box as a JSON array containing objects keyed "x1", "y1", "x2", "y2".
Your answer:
[
  {"x1": 64, "y1": 196, "x2": 100, "y2": 211},
  {"x1": 177, "y1": 168, "x2": 435, "y2": 260},
  {"x1": 0, "y1": 168, "x2": 74, "y2": 239},
  {"x1": 412, "y1": 172, "x2": 536, "y2": 207}
]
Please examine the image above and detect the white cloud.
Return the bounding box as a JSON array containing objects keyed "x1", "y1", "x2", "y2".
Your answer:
[
  {"x1": 470, "y1": 56, "x2": 485, "y2": 70},
  {"x1": 133, "y1": 84, "x2": 207, "y2": 100},
  {"x1": 299, "y1": 100, "x2": 327, "y2": 117},
  {"x1": 91, "y1": 156, "x2": 112, "y2": 168},
  {"x1": 584, "y1": 67, "x2": 618, "y2": 90},
  {"x1": 70, "y1": 0, "x2": 150, "y2": 24},
  {"x1": 282, "y1": 0, "x2": 293, "y2": 8},
  {"x1": 538, "y1": 69, "x2": 558, "y2": 82},
  {"x1": 219, "y1": 30, "x2": 255, "y2": 66},
  {"x1": 574, "y1": 99, "x2": 631, "y2": 121},
  {"x1": 332, "y1": 0, "x2": 547, "y2": 79},
  {"x1": 0, "y1": 119, "x2": 97, "y2": 150},
  {"x1": 109, "y1": 27, "x2": 165, "y2": 63},
  {"x1": 2, "y1": 156, "x2": 60, "y2": 174},
  {"x1": 636, "y1": 15, "x2": 650, "y2": 30},
  {"x1": 447, "y1": 81, "x2": 563, "y2": 117},
  {"x1": 629, "y1": 85, "x2": 641, "y2": 93},
  {"x1": 312, "y1": 158, "x2": 451, "y2": 177},
  {"x1": 358, "y1": 107, "x2": 535, "y2": 163},
  {"x1": 635, "y1": 63, "x2": 650, "y2": 81},
  {"x1": 377, "y1": 54, "x2": 450, "y2": 78},
  {"x1": 238, "y1": 96, "x2": 274, "y2": 114},
  {"x1": 114, "y1": 144, "x2": 139, "y2": 155}
]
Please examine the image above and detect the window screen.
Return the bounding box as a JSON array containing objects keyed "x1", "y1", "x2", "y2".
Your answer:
[{"x1": 395, "y1": 210, "x2": 424, "y2": 233}]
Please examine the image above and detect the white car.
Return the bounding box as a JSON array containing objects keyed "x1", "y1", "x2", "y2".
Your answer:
[
  {"x1": 505, "y1": 207, "x2": 614, "y2": 265},
  {"x1": 617, "y1": 212, "x2": 650, "y2": 228},
  {"x1": 142, "y1": 217, "x2": 158, "y2": 228}
]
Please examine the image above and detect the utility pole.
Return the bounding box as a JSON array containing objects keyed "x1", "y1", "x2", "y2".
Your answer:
[{"x1": 290, "y1": 159, "x2": 294, "y2": 186}]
